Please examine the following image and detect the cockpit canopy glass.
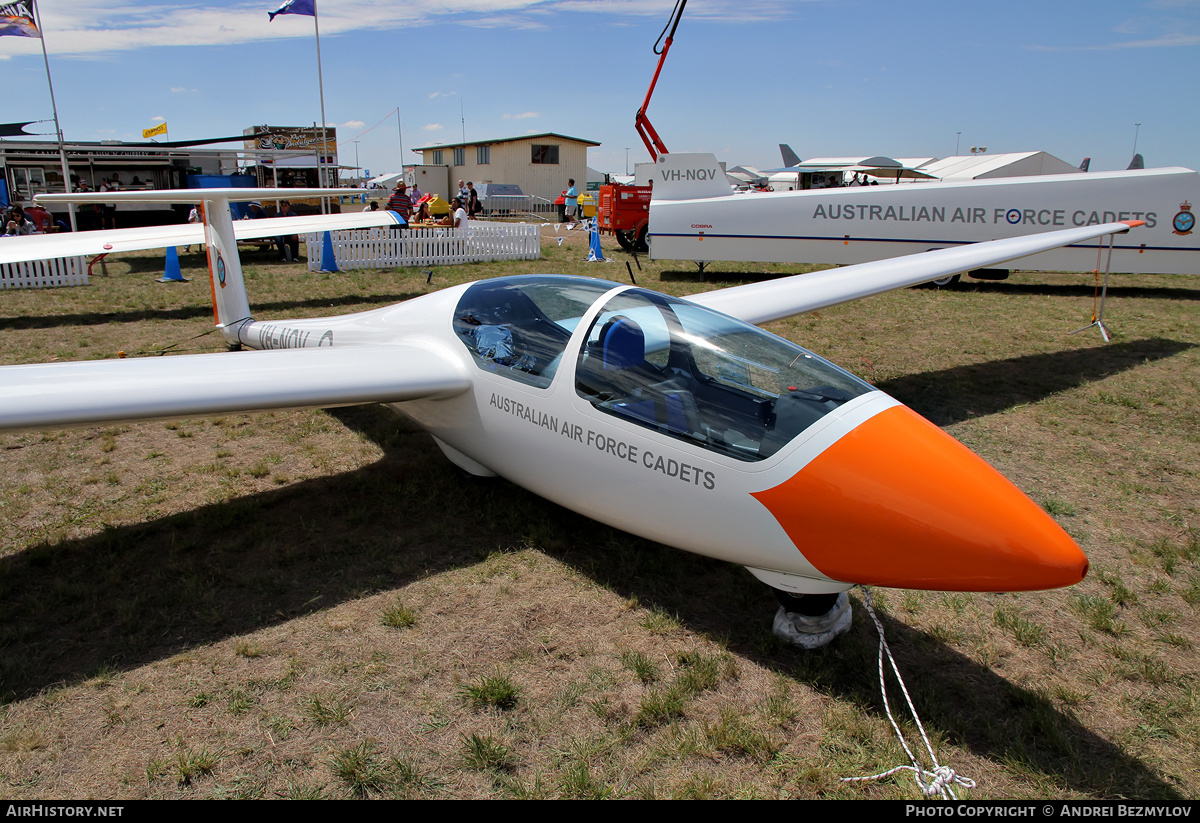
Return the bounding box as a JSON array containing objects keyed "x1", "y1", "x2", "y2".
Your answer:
[
  {"x1": 453, "y1": 275, "x2": 616, "y2": 388},
  {"x1": 575, "y1": 289, "x2": 874, "y2": 461}
]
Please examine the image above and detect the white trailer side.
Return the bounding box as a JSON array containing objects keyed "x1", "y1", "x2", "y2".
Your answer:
[{"x1": 649, "y1": 153, "x2": 1199, "y2": 275}]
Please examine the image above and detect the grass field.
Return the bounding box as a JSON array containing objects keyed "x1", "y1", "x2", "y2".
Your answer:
[{"x1": 1, "y1": 225, "x2": 1198, "y2": 799}]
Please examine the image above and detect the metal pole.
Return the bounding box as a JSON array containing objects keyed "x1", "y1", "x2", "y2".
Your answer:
[
  {"x1": 396, "y1": 107, "x2": 405, "y2": 171},
  {"x1": 32, "y1": 1, "x2": 77, "y2": 231},
  {"x1": 955, "y1": 131, "x2": 961, "y2": 156},
  {"x1": 313, "y1": 3, "x2": 329, "y2": 213}
]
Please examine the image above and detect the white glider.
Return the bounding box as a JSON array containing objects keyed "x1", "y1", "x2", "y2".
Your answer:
[{"x1": 0, "y1": 187, "x2": 1141, "y2": 644}]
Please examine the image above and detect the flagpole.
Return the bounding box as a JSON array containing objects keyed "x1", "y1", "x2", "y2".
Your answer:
[
  {"x1": 31, "y1": 1, "x2": 76, "y2": 231},
  {"x1": 313, "y1": 3, "x2": 329, "y2": 213}
]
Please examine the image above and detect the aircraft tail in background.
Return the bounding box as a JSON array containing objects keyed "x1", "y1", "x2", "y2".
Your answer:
[
  {"x1": 1079, "y1": 157, "x2": 1091, "y2": 172},
  {"x1": 1128, "y1": 153, "x2": 1145, "y2": 170},
  {"x1": 779, "y1": 144, "x2": 802, "y2": 167}
]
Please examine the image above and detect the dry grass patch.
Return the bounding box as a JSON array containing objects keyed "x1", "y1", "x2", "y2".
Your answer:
[{"x1": 0, "y1": 241, "x2": 1198, "y2": 797}]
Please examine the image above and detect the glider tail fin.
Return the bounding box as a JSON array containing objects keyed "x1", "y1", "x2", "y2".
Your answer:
[
  {"x1": 200, "y1": 196, "x2": 253, "y2": 347},
  {"x1": 650, "y1": 152, "x2": 732, "y2": 201}
]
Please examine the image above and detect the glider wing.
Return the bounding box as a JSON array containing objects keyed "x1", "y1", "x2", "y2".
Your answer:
[
  {"x1": 0, "y1": 211, "x2": 402, "y2": 265},
  {"x1": 0, "y1": 344, "x2": 469, "y2": 433},
  {"x1": 691, "y1": 221, "x2": 1142, "y2": 325}
]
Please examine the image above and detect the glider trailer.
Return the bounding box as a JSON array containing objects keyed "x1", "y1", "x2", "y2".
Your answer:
[{"x1": 648, "y1": 152, "x2": 1199, "y2": 282}]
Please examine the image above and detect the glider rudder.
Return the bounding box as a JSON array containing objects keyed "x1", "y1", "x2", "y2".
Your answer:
[{"x1": 200, "y1": 196, "x2": 253, "y2": 347}]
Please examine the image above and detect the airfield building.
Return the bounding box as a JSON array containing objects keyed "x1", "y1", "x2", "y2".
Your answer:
[{"x1": 409, "y1": 132, "x2": 599, "y2": 209}]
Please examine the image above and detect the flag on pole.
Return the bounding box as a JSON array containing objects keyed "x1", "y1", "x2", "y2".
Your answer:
[
  {"x1": 0, "y1": 0, "x2": 40, "y2": 38},
  {"x1": 268, "y1": 0, "x2": 315, "y2": 21},
  {"x1": 142, "y1": 122, "x2": 168, "y2": 139},
  {"x1": 0, "y1": 121, "x2": 39, "y2": 137}
]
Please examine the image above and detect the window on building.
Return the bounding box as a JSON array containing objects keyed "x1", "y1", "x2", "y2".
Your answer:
[
  {"x1": 531, "y1": 144, "x2": 560, "y2": 165},
  {"x1": 432, "y1": 150, "x2": 444, "y2": 165},
  {"x1": 453, "y1": 147, "x2": 465, "y2": 166},
  {"x1": 477, "y1": 145, "x2": 490, "y2": 165}
]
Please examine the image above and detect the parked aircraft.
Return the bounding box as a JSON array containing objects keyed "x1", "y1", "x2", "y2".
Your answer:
[{"x1": 0, "y1": 188, "x2": 1140, "y2": 645}]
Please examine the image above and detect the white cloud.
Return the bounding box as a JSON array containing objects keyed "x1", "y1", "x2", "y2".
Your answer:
[
  {"x1": 340, "y1": 120, "x2": 366, "y2": 128},
  {"x1": 169, "y1": 86, "x2": 197, "y2": 93},
  {"x1": 1027, "y1": 30, "x2": 1200, "y2": 50},
  {"x1": 16, "y1": 0, "x2": 795, "y2": 56},
  {"x1": 550, "y1": 0, "x2": 797, "y2": 23},
  {"x1": 503, "y1": 111, "x2": 538, "y2": 119},
  {"x1": 422, "y1": 123, "x2": 444, "y2": 131},
  {"x1": 429, "y1": 91, "x2": 457, "y2": 99},
  {"x1": 150, "y1": 115, "x2": 165, "y2": 122},
  {"x1": 460, "y1": 14, "x2": 549, "y2": 29}
]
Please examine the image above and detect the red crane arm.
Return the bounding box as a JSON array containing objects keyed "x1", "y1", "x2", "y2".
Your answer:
[{"x1": 634, "y1": 0, "x2": 687, "y2": 161}]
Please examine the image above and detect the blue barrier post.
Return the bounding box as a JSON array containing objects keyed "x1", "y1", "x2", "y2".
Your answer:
[
  {"x1": 320, "y1": 231, "x2": 340, "y2": 273},
  {"x1": 157, "y1": 246, "x2": 189, "y2": 282}
]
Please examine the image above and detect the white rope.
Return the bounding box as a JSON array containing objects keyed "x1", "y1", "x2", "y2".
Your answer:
[{"x1": 840, "y1": 587, "x2": 976, "y2": 800}]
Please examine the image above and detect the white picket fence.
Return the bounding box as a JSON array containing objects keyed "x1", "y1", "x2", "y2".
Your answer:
[
  {"x1": 305, "y1": 223, "x2": 541, "y2": 271},
  {"x1": 0, "y1": 255, "x2": 89, "y2": 289}
]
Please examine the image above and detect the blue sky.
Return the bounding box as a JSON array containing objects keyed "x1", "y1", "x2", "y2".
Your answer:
[{"x1": 3, "y1": 0, "x2": 1198, "y2": 179}]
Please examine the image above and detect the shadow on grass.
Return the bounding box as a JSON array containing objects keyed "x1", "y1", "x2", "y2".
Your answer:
[
  {"x1": 967, "y1": 280, "x2": 1200, "y2": 302},
  {"x1": 657, "y1": 268, "x2": 1200, "y2": 300},
  {"x1": 552, "y1": 537, "x2": 1186, "y2": 799},
  {"x1": 0, "y1": 407, "x2": 559, "y2": 702},
  {"x1": 877, "y1": 337, "x2": 1195, "y2": 426},
  {"x1": 0, "y1": 405, "x2": 1183, "y2": 798},
  {"x1": 0, "y1": 291, "x2": 427, "y2": 331}
]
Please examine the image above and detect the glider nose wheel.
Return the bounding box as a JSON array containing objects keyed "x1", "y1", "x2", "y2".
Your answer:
[{"x1": 772, "y1": 590, "x2": 852, "y2": 649}]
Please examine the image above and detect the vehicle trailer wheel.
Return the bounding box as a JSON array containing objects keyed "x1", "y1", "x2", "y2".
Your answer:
[
  {"x1": 635, "y1": 224, "x2": 649, "y2": 253},
  {"x1": 615, "y1": 230, "x2": 634, "y2": 251},
  {"x1": 929, "y1": 273, "x2": 960, "y2": 288}
]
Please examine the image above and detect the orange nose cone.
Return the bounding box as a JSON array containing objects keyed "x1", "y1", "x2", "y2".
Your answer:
[{"x1": 752, "y1": 406, "x2": 1088, "y2": 591}]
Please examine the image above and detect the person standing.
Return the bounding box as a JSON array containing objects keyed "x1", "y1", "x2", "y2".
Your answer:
[
  {"x1": 184, "y1": 203, "x2": 200, "y2": 252},
  {"x1": 465, "y1": 181, "x2": 481, "y2": 218},
  {"x1": 274, "y1": 200, "x2": 300, "y2": 262},
  {"x1": 386, "y1": 181, "x2": 412, "y2": 223},
  {"x1": 564, "y1": 178, "x2": 578, "y2": 222},
  {"x1": 99, "y1": 177, "x2": 117, "y2": 229}
]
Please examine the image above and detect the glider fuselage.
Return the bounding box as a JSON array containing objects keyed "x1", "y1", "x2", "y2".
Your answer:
[{"x1": 224, "y1": 275, "x2": 1087, "y2": 597}]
